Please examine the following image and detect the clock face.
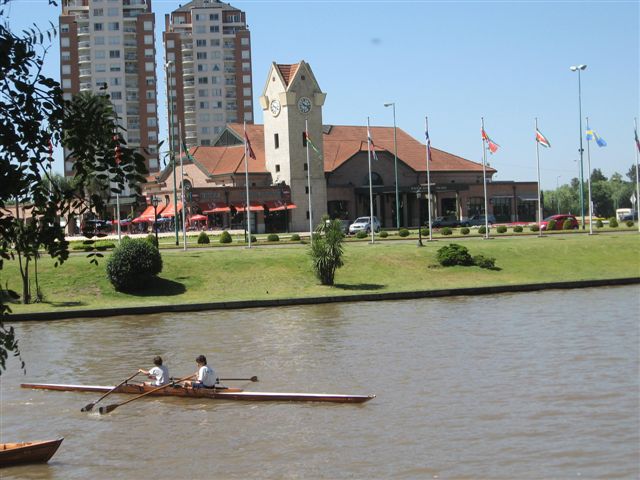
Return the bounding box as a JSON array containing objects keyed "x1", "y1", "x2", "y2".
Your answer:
[
  {"x1": 297, "y1": 96, "x2": 312, "y2": 114},
  {"x1": 270, "y1": 99, "x2": 281, "y2": 116}
]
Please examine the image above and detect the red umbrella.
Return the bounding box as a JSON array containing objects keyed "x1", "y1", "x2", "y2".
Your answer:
[{"x1": 189, "y1": 214, "x2": 208, "y2": 222}]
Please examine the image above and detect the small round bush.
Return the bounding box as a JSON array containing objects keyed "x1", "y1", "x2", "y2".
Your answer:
[
  {"x1": 513, "y1": 225, "x2": 523, "y2": 233},
  {"x1": 379, "y1": 231, "x2": 388, "y2": 238},
  {"x1": 356, "y1": 230, "x2": 368, "y2": 239},
  {"x1": 197, "y1": 231, "x2": 210, "y2": 244},
  {"x1": 250, "y1": 235, "x2": 257, "y2": 243},
  {"x1": 596, "y1": 220, "x2": 603, "y2": 228},
  {"x1": 473, "y1": 254, "x2": 496, "y2": 269},
  {"x1": 420, "y1": 227, "x2": 429, "y2": 237},
  {"x1": 478, "y1": 226, "x2": 489, "y2": 235},
  {"x1": 122, "y1": 235, "x2": 132, "y2": 242},
  {"x1": 547, "y1": 219, "x2": 557, "y2": 230},
  {"x1": 290, "y1": 233, "x2": 301, "y2": 241},
  {"x1": 441, "y1": 227, "x2": 453, "y2": 236},
  {"x1": 626, "y1": 220, "x2": 634, "y2": 228},
  {"x1": 436, "y1": 243, "x2": 474, "y2": 266},
  {"x1": 267, "y1": 234, "x2": 280, "y2": 242},
  {"x1": 106, "y1": 239, "x2": 163, "y2": 292},
  {"x1": 562, "y1": 219, "x2": 574, "y2": 230},
  {"x1": 530, "y1": 224, "x2": 540, "y2": 232},
  {"x1": 460, "y1": 227, "x2": 470, "y2": 235},
  {"x1": 146, "y1": 233, "x2": 158, "y2": 247},
  {"x1": 608, "y1": 217, "x2": 618, "y2": 228},
  {"x1": 398, "y1": 228, "x2": 410, "y2": 237},
  {"x1": 219, "y1": 230, "x2": 232, "y2": 243},
  {"x1": 497, "y1": 225, "x2": 507, "y2": 234}
]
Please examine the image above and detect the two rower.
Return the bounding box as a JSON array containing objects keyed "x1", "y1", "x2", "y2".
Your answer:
[{"x1": 139, "y1": 354, "x2": 219, "y2": 389}]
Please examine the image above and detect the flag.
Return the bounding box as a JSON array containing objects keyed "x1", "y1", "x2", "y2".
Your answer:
[
  {"x1": 367, "y1": 126, "x2": 379, "y2": 161},
  {"x1": 181, "y1": 139, "x2": 197, "y2": 162},
  {"x1": 586, "y1": 129, "x2": 607, "y2": 147},
  {"x1": 635, "y1": 128, "x2": 640, "y2": 153},
  {"x1": 535, "y1": 129, "x2": 551, "y2": 148},
  {"x1": 482, "y1": 128, "x2": 500, "y2": 154},
  {"x1": 304, "y1": 131, "x2": 322, "y2": 158},
  {"x1": 426, "y1": 128, "x2": 432, "y2": 161},
  {"x1": 244, "y1": 131, "x2": 256, "y2": 159}
]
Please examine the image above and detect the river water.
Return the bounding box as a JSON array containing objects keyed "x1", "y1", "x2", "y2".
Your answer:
[{"x1": 1, "y1": 286, "x2": 638, "y2": 479}]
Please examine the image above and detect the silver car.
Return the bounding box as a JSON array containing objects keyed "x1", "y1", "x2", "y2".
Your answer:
[{"x1": 348, "y1": 216, "x2": 381, "y2": 234}]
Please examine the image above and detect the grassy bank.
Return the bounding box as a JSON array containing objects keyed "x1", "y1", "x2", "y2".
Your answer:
[{"x1": 2, "y1": 233, "x2": 638, "y2": 314}]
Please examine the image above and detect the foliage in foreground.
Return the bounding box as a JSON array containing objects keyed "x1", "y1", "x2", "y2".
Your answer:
[
  {"x1": 106, "y1": 239, "x2": 163, "y2": 292},
  {"x1": 436, "y1": 244, "x2": 496, "y2": 269},
  {"x1": 310, "y1": 216, "x2": 345, "y2": 286}
]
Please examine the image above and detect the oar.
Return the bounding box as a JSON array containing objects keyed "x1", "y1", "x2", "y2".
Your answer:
[
  {"x1": 220, "y1": 376, "x2": 258, "y2": 382},
  {"x1": 81, "y1": 371, "x2": 140, "y2": 412},
  {"x1": 98, "y1": 374, "x2": 195, "y2": 415}
]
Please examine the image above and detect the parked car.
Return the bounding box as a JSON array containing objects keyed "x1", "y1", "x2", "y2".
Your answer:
[
  {"x1": 540, "y1": 214, "x2": 579, "y2": 231},
  {"x1": 348, "y1": 216, "x2": 381, "y2": 234},
  {"x1": 431, "y1": 216, "x2": 460, "y2": 228},
  {"x1": 80, "y1": 219, "x2": 112, "y2": 235},
  {"x1": 461, "y1": 214, "x2": 496, "y2": 227},
  {"x1": 621, "y1": 211, "x2": 638, "y2": 221}
]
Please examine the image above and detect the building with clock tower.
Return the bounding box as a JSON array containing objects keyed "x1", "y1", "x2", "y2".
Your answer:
[{"x1": 259, "y1": 61, "x2": 327, "y2": 233}]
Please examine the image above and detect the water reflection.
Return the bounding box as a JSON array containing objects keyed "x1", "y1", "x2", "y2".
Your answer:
[{"x1": 2, "y1": 286, "x2": 638, "y2": 479}]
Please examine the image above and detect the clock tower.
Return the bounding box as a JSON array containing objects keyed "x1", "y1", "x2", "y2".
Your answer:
[{"x1": 259, "y1": 61, "x2": 327, "y2": 233}]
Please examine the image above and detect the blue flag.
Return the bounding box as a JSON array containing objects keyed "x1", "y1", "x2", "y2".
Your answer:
[{"x1": 586, "y1": 129, "x2": 607, "y2": 147}]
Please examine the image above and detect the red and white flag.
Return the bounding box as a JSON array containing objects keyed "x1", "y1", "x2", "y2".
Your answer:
[
  {"x1": 482, "y1": 129, "x2": 500, "y2": 154},
  {"x1": 535, "y1": 129, "x2": 551, "y2": 148},
  {"x1": 244, "y1": 130, "x2": 256, "y2": 160}
]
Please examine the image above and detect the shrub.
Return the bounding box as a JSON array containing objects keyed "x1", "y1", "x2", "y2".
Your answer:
[
  {"x1": 562, "y1": 219, "x2": 574, "y2": 230},
  {"x1": 219, "y1": 231, "x2": 232, "y2": 243},
  {"x1": 478, "y1": 226, "x2": 489, "y2": 235},
  {"x1": 530, "y1": 224, "x2": 540, "y2": 232},
  {"x1": 460, "y1": 227, "x2": 470, "y2": 235},
  {"x1": 398, "y1": 228, "x2": 410, "y2": 237},
  {"x1": 596, "y1": 220, "x2": 603, "y2": 228},
  {"x1": 547, "y1": 219, "x2": 557, "y2": 230},
  {"x1": 356, "y1": 230, "x2": 368, "y2": 239},
  {"x1": 106, "y1": 239, "x2": 162, "y2": 292},
  {"x1": 146, "y1": 233, "x2": 158, "y2": 247},
  {"x1": 473, "y1": 254, "x2": 496, "y2": 269},
  {"x1": 250, "y1": 235, "x2": 257, "y2": 243},
  {"x1": 513, "y1": 225, "x2": 523, "y2": 233},
  {"x1": 420, "y1": 227, "x2": 429, "y2": 237},
  {"x1": 122, "y1": 235, "x2": 131, "y2": 242},
  {"x1": 379, "y1": 231, "x2": 388, "y2": 238},
  {"x1": 496, "y1": 225, "x2": 507, "y2": 234},
  {"x1": 290, "y1": 234, "x2": 301, "y2": 241},
  {"x1": 608, "y1": 217, "x2": 618, "y2": 228},
  {"x1": 626, "y1": 220, "x2": 634, "y2": 228},
  {"x1": 436, "y1": 243, "x2": 473, "y2": 267},
  {"x1": 197, "y1": 231, "x2": 210, "y2": 244},
  {"x1": 441, "y1": 227, "x2": 453, "y2": 236},
  {"x1": 267, "y1": 234, "x2": 280, "y2": 242},
  {"x1": 310, "y1": 216, "x2": 345, "y2": 286},
  {"x1": 72, "y1": 241, "x2": 116, "y2": 251}
]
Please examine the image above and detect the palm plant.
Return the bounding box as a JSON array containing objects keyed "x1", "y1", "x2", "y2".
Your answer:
[{"x1": 310, "y1": 215, "x2": 345, "y2": 286}]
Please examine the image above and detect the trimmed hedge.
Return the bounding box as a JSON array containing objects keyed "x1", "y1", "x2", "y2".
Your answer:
[
  {"x1": 530, "y1": 224, "x2": 540, "y2": 232},
  {"x1": 106, "y1": 239, "x2": 163, "y2": 292},
  {"x1": 219, "y1": 231, "x2": 232, "y2": 243},
  {"x1": 398, "y1": 228, "x2": 410, "y2": 237},
  {"x1": 460, "y1": 227, "x2": 470, "y2": 235},
  {"x1": 441, "y1": 227, "x2": 453, "y2": 236},
  {"x1": 436, "y1": 244, "x2": 473, "y2": 266},
  {"x1": 596, "y1": 220, "x2": 603, "y2": 228},
  {"x1": 290, "y1": 234, "x2": 301, "y2": 241},
  {"x1": 420, "y1": 227, "x2": 429, "y2": 237},
  {"x1": 608, "y1": 217, "x2": 618, "y2": 228},
  {"x1": 562, "y1": 219, "x2": 574, "y2": 230},
  {"x1": 146, "y1": 233, "x2": 158, "y2": 247},
  {"x1": 379, "y1": 231, "x2": 389, "y2": 238},
  {"x1": 626, "y1": 220, "x2": 634, "y2": 228},
  {"x1": 267, "y1": 234, "x2": 280, "y2": 242},
  {"x1": 496, "y1": 226, "x2": 507, "y2": 234},
  {"x1": 356, "y1": 231, "x2": 368, "y2": 239},
  {"x1": 478, "y1": 226, "x2": 488, "y2": 235},
  {"x1": 513, "y1": 226, "x2": 523, "y2": 233},
  {"x1": 197, "y1": 232, "x2": 210, "y2": 244}
]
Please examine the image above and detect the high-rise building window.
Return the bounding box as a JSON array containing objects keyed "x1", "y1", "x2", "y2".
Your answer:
[
  {"x1": 209, "y1": 13, "x2": 219, "y2": 21},
  {"x1": 61, "y1": 24, "x2": 69, "y2": 33},
  {"x1": 244, "y1": 112, "x2": 252, "y2": 121},
  {"x1": 93, "y1": 8, "x2": 103, "y2": 16},
  {"x1": 145, "y1": 62, "x2": 154, "y2": 72},
  {"x1": 241, "y1": 37, "x2": 249, "y2": 45},
  {"x1": 111, "y1": 91, "x2": 122, "y2": 100},
  {"x1": 95, "y1": 50, "x2": 106, "y2": 59},
  {"x1": 144, "y1": 35, "x2": 153, "y2": 44},
  {"x1": 243, "y1": 87, "x2": 251, "y2": 96},
  {"x1": 242, "y1": 75, "x2": 250, "y2": 84},
  {"x1": 196, "y1": 39, "x2": 206, "y2": 47},
  {"x1": 144, "y1": 21, "x2": 153, "y2": 30},
  {"x1": 167, "y1": 39, "x2": 174, "y2": 48},
  {"x1": 61, "y1": 52, "x2": 70, "y2": 61},
  {"x1": 61, "y1": 37, "x2": 70, "y2": 47},
  {"x1": 197, "y1": 64, "x2": 207, "y2": 72},
  {"x1": 145, "y1": 48, "x2": 154, "y2": 57},
  {"x1": 209, "y1": 25, "x2": 219, "y2": 33},
  {"x1": 107, "y1": 22, "x2": 119, "y2": 31},
  {"x1": 95, "y1": 36, "x2": 105, "y2": 45},
  {"x1": 198, "y1": 89, "x2": 208, "y2": 98},
  {"x1": 95, "y1": 63, "x2": 106, "y2": 72},
  {"x1": 196, "y1": 52, "x2": 207, "y2": 59},
  {"x1": 146, "y1": 103, "x2": 155, "y2": 113},
  {"x1": 195, "y1": 25, "x2": 205, "y2": 34},
  {"x1": 107, "y1": 7, "x2": 118, "y2": 16},
  {"x1": 241, "y1": 50, "x2": 250, "y2": 59},
  {"x1": 109, "y1": 50, "x2": 120, "y2": 58},
  {"x1": 108, "y1": 36, "x2": 120, "y2": 45},
  {"x1": 198, "y1": 77, "x2": 208, "y2": 84},
  {"x1": 94, "y1": 22, "x2": 103, "y2": 31},
  {"x1": 210, "y1": 39, "x2": 220, "y2": 46},
  {"x1": 110, "y1": 64, "x2": 121, "y2": 72},
  {"x1": 243, "y1": 99, "x2": 251, "y2": 107},
  {"x1": 199, "y1": 101, "x2": 209, "y2": 109},
  {"x1": 62, "y1": 79, "x2": 71, "y2": 89}
]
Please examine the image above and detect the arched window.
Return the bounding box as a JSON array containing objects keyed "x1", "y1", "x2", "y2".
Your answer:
[{"x1": 361, "y1": 172, "x2": 384, "y2": 186}]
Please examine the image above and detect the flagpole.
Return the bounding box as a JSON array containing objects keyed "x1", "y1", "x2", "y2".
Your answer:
[
  {"x1": 305, "y1": 119, "x2": 313, "y2": 240},
  {"x1": 535, "y1": 118, "x2": 542, "y2": 238},
  {"x1": 481, "y1": 117, "x2": 489, "y2": 240},
  {"x1": 635, "y1": 118, "x2": 640, "y2": 233},
  {"x1": 585, "y1": 117, "x2": 594, "y2": 235},
  {"x1": 179, "y1": 122, "x2": 187, "y2": 250},
  {"x1": 244, "y1": 121, "x2": 252, "y2": 248},
  {"x1": 367, "y1": 117, "x2": 375, "y2": 244},
  {"x1": 425, "y1": 116, "x2": 433, "y2": 242}
]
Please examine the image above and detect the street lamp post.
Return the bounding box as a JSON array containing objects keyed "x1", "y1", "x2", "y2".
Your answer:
[
  {"x1": 556, "y1": 175, "x2": 562, "y2": 213},
  {"x1": 384, "y1": 102, "x2": 400, "y2": 229},
  {"x1": 570, "y1": 64, "x2": 587, "y2": 229},
  {"x1": 151, "y1": 195, "x2": 159, "y2": 246},
  {"x1": 165, "y1": 60, "x2": 179, "y2": 245}
]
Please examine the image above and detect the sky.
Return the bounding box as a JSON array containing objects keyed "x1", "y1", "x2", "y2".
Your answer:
[{"x1": 4, "y1": 0, "x2": 639, "y2": 189}]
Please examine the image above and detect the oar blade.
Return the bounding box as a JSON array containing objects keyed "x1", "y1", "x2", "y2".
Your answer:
[
  {"x1": 250, "y1": 376, "x2": 258, "y2": 382},
  {"x1": 80, "y1": 402, "x2": 96, "y2": 412},
  {"x1": 98, "y1": 404, "x2": 119, "y2": 415}
]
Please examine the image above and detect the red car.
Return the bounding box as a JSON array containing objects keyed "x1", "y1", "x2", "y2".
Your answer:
[{"x1": 540, "y1": 214, "x2": 579, "y2": 231}]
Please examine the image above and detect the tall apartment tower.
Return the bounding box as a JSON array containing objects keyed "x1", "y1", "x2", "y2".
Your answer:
[
  {"x1": 164, "y1": 0, "x2": 253, "y2": 150},
  {"x1": 59, "y1": 0, "x2": 160, "y2": 176}
]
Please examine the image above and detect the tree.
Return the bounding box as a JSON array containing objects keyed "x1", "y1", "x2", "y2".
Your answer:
[
  {"x1": 310, "y1": 216, "x2": 345, "y2": 286},
  {"x1": 590, "y1": 168, "x2": 607, "y2": 183}
]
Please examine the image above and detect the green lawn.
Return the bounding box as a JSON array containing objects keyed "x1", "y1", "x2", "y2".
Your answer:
[{"x1": 2, "y1": 232, "x2": 638, "y2": 314}]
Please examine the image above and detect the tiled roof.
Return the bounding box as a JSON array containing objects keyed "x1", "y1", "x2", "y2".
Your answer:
[
  {"x1": 188, "y1": 124, "x2": 493, "y2": 176},
  {"x1": 276, "y1": 63, "x2": 300, "y2": 87}
]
